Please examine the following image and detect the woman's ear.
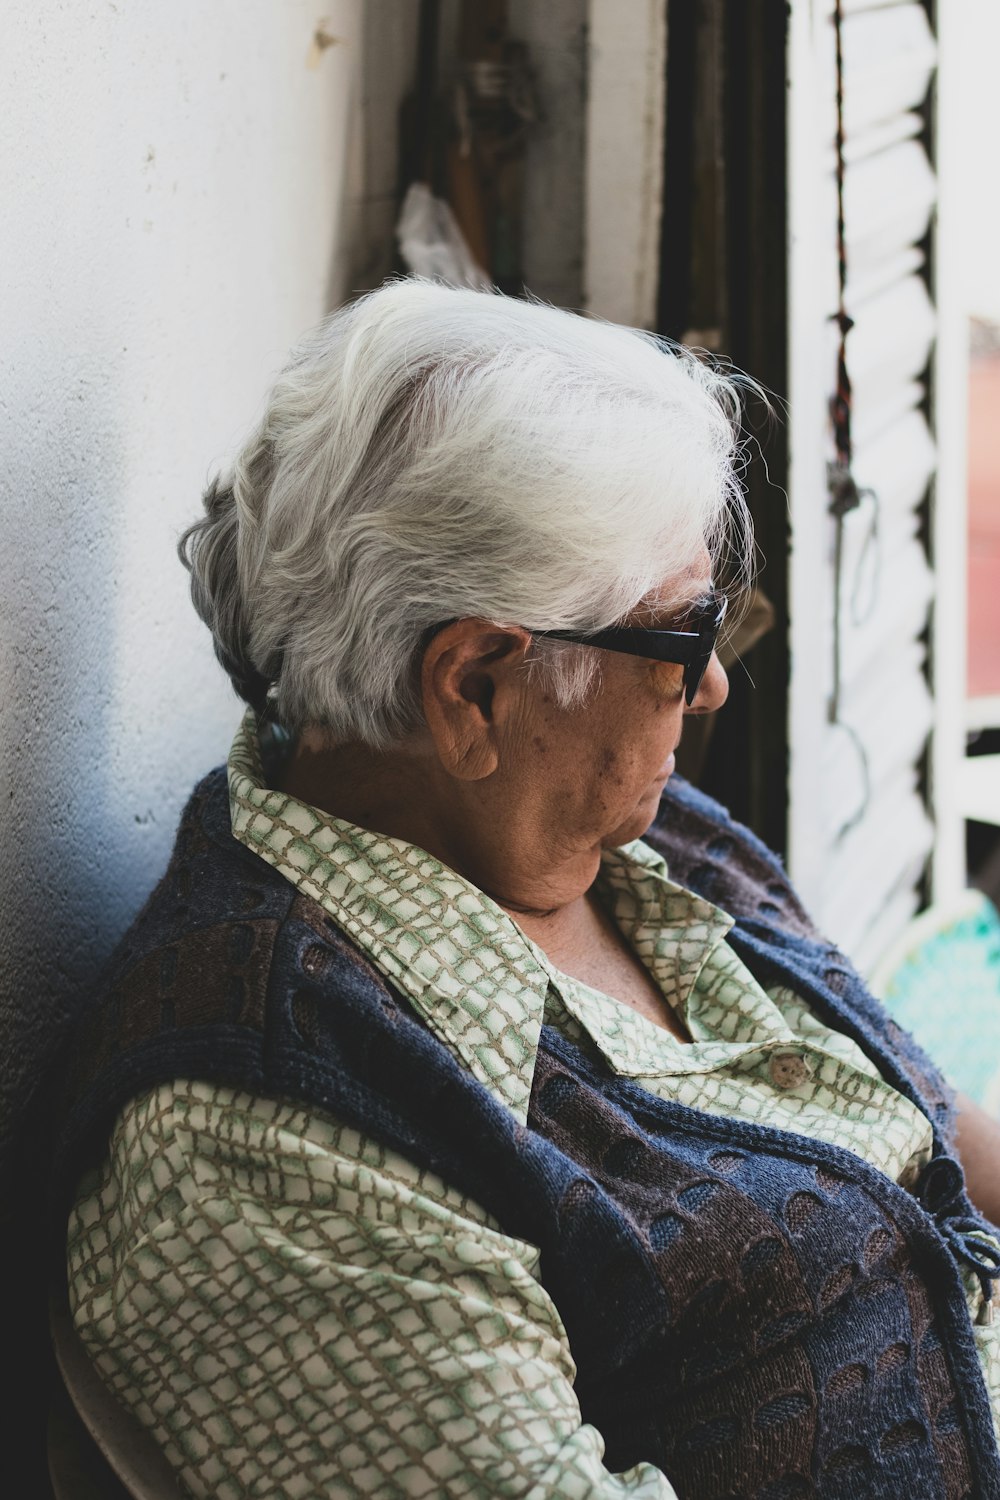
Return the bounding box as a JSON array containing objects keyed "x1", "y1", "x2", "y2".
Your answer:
[{"x1": 421, "y1": 621, "x2": 532, "y2": 781}]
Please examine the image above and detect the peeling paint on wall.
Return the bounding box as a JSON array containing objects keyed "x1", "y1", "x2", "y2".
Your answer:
[{"x1": 307, "y1": 18, "x2": 345, "y2": 69}]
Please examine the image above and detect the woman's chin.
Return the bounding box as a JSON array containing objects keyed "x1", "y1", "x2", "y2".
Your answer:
[
  {"x1": 603, "y1": 789, "x2": 666, "y2": 848},
  {"x1": 597, "y1": 753, "x2": 678, "y2": 848}
]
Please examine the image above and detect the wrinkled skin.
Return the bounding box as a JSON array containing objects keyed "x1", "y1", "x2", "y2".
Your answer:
[
  {"x1": 278, "y1": 584, "x2": 1000, "y2": 1219},
  {"x1": 279, "y1": 571, "x2": 726, "y2": 1040}
]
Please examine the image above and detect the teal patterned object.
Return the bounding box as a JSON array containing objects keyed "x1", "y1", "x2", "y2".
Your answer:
[{"x1": 870, "y1": 891, "x2": 1000, "y2": 1116}]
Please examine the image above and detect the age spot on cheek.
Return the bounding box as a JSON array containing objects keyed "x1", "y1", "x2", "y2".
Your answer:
[{"x1": 533, "y1": 736, "x2": 548, "y2": 754}]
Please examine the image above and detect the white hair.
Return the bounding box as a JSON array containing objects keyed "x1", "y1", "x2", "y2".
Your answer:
[{"x1": 180, "y1": 279, "x2": 754, "y2": 746}]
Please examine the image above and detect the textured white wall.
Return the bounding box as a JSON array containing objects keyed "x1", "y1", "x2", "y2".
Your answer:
[{"x1": 0, "y1": 1, "x2": 415, "y2": 1134}]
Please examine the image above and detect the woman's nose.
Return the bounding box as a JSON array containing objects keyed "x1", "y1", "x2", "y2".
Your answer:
[{"x1": 686, "y1": 653, "x2": 729, "y2": 715}]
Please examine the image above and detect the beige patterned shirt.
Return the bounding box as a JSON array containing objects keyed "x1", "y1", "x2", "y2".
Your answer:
[{"x1": 66, "y1": 713, "x2": 1000, "y2": 1498}]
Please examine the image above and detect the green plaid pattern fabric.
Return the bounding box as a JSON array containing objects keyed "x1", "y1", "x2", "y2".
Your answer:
[{"x1": 65, "y1": 713, "x2": 1000, "y2": 1497}]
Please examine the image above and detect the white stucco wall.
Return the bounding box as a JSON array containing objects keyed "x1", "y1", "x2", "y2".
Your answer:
[{"x1": 0, "y1": 1, "x2": 416, "y2": 1137}]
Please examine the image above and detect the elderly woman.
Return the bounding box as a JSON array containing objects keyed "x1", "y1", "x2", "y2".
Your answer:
[{"x1": 57, "y1": 281, "x2": 1000, "y2": 1500}]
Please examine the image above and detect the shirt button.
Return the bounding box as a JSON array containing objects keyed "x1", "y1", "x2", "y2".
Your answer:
[{"x1": 769, "y1": 1053, "x2": 812, "y2": 1090}]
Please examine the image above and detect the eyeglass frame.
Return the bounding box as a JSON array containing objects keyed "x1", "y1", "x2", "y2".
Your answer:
[{"x1": 529, "y1": 589, "x2": 728, "y2": 707}]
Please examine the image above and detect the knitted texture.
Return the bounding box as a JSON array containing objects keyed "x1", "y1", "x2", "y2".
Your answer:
[{"x1": 52, "y1": 770, "x2": 1000, "y2": 1499}]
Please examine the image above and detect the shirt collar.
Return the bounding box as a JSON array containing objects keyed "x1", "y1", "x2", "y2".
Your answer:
[
  {"x1": 227, "y1": 712, "x2": 549, "y2": 1123},
  {"x1": 227, "y1": 712, "x2": 736, "y2": 1123}
]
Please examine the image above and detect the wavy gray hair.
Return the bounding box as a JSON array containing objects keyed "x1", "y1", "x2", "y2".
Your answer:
[{"x1": 180, "y1": 279, "x2": 753, "y2": 746}]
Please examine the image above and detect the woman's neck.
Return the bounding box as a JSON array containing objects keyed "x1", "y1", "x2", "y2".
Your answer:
[
  {"x1": 274, "y1": 732, "x2": 602, "y2": 920},
  {"x1": 276, "y1": 732, "x2": 687, "y2": 1039}
]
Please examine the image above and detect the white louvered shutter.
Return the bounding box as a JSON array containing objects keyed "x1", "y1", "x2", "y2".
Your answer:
[{"x1": 788, "y1": 0, "x2": 938, "y2": 972}]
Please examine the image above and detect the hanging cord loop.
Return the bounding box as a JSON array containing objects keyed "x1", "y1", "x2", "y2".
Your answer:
[{"x1": 829, "y1": 0, "x2": 854, "y2": 491}]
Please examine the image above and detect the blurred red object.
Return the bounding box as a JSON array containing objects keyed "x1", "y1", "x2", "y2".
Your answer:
[{"x1": 967, "y1": 352, "x2": 1000, "y2": 698}]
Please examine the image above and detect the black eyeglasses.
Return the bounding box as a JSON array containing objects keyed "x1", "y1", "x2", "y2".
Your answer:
[{"x1": 530, "y1": 589, "x2": 727, "y2": 706}]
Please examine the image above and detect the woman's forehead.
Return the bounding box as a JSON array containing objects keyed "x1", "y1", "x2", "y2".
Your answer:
[
  {"x1": 649, "y1": 558, "x2": 714, "y2": 608},
  {"x1": 626, "y1": 567, "x2": 713, "y2": 629}
]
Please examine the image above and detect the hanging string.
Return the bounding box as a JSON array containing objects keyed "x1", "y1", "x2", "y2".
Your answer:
[
  {"x1": 828, "y1": 0, "x2": 877, "y2": 839},
  {"x1": 830, "y1": 0, "x2": 855, "y2": 488}
]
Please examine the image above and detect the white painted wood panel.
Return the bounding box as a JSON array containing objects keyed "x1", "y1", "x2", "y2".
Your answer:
[
  {"x1": 842, "y1": 4, "x2": 937, "y2": 137},
  {"x1": 844, "y1": 138, "x2": 936, "y2": 275},
  {"x1": 788, "y1": 0, "x2": 939, "y2": 973},
  {"x1": 822, "y1": 779, "x2": 935, "y2": 956},
  {"x1": 836, "y1": 641, "x2": 931, "y2": 752},
  {"x1": 847, "y1": 274, "x2": 936, "y2": 407},
  {"x1": 851, "y1": 408, "x2": 936, "y2": 526},
  {"x1": 583, "y1": 0, "x2": 666, "y2": 328},
  {"x1": 852, "y1": 885, "x2": 922, "y2": 978},
  {"x1": 812, "y1": 3, "x2": 936, "y2": 142},
  {"x1": 851, "y1": 373, "x2": 923, "y2": 448},
  {"x1": 839, "y1": 536, "x2": 934, "y2": 682},
  {"x1": 840, "y1": 0, "x2": 911, "y2": 13},
  {"x1": 821, "y1": 660, "x2": 933, "y2": 835},
  {"x1": 842, "y1": 110, "x2": 922, "y2": 165}
]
